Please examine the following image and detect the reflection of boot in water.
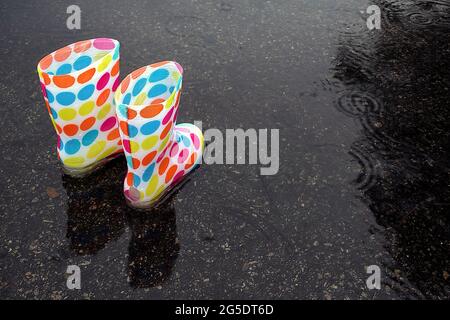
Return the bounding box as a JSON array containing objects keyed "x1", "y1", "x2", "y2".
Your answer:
[
  {"x1": 127, "y1": 200, "x2": 179, "y2": 288},
  {"x1": 63, "y1": 158, "x2": 127, "y2": 255}
]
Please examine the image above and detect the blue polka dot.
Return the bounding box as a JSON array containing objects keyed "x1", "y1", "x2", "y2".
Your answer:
[
  {"x1": 126, "y1": 156, "x2": 133, "y2": 168},
  {"x1": 181, "y1": 135, "x2": 191, "y2": 147},
  {"x1": 149, "y1": 69, "x2": 169, "y2": 82},
  {"x1": 56, "y1": 63, "x2": 72, "y2": 75},
  {"x1": 73, "y1": 55, "x2": 92, "y2": 71},
  {"x1": 82, "y1": 130, "x2": 98, "y2": 146},
  {"x1": 133, "y1": 174, "x2": 141, "y2": 187},
  {"x1": 128, "y1": 124, "x2": 138, "y2": 138},
  {"x1": 123, "y1": 93, "x2": 131, "y2": 105},
  {"x1": 65, "y1": 139, "x2": 81, "y2": 155},
  {"x1": 113, "y1": 47, "x2": 120, "y2": 60},
  {"x1": 58, "y1": 139, "x2": 64, "y2": 150},
  {"x1": 77, "y1": 84, "x2": 95, "y2": 101},
  {"x1": 56, "y1": 92, "x2": 76, "y2": 106},
  {"x1": 132, "y1": 78, "x2": 147, "y2": 96},
  {"x1": 169, "y1": 86, "x2": 174, "y2": 93},
  {"x1": 142, "y1": 163, "x2": 155, "y2": 182},
  {"x1": 50, "y1": 107, "x2": 58, "y2": 119},
  {"x1": 46, "y1": 89, "x2": 54, "y2": 103},
  {"x1": 148, "y1": 84, "x2": 167, "y2": 98},
  {"x1": 140, "y1": 120, "x2": 160, "y2": 135},
  {"x1": 118, "y1": 104, "x2": 128, "y2": 118}
]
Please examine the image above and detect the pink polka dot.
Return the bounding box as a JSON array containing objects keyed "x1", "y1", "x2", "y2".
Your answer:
[
  {"x1": 96, "y1": 72, "x2": 110, "y2": 90},
  {"x1": 122, "y1": 139, "x2": 131, "y2": 153},
  {"x1": 170, "y1": 142, "x2": 179, "y2": 157},
  {"x1": 178, "y1": 149, "x2": 189, "y2": 163},
  {"x1": 163, "y1": 107, "x2": 174, "y2": 125},
  {"x1": 93, "y1": 38, "x2": 115, "y2": 50},
  {"x1": 171, "y1": 170, "x2": 185, "y2": 186},
  {"x1": 191, "y1": 133, "x2": 200, "y2": 150},
  {"x1": 112, "y1": 76, "x2": 120, "y2": 91},
  {"x1": 100, "y1": 116, "x2": 117, "y2": 132}
]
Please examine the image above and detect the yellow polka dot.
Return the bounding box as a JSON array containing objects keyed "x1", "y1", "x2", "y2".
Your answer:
[
  {"x1": 87, "y1": 140, "x2": 106, "y2": 159},
  {"x1": 158, "y1": 135, "x2": 169, "y2": 152},
  {"x1": 142, "y1": 135, "x2": 158, "y2": 150},
  {"x1": 130, "y1": 140, "x2": 140, "y2": 152},
  {"x1": 94, "y1": 52, "x2": 107, "y2": 62},
  {"x1": 98, "y1": 103, "x2": 111, "y2": 120},
  {"x1": 165, "y1": 93, "x2": 174, "y2": 109},
  {"x1": 98, "y1": 54, "x2": 112, "y2": 72},
  {"x1": 98, "y1": 146, "x2": 117, "y2": 160},
  {"x1": 134, "y1": 91, "x2": 147, "y2": 105},
  {"x1": 79, "y1": 101, "x2": 95, "y2": 116},
  {"x1": 64, "y1": 156, "x2": 85, "y2": 167},
  {"x1": 171, "y1": 71, "x2": 180, "y2": 81},
  {"x1": 59, "y1": 108, "x2": 77, "y2": 121},
  {"x1": 145, "y1": 175, "x2": 159, "y2": 196}
]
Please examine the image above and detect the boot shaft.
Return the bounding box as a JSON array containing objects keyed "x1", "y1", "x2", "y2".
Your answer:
[{"x1": 37, "y1": 38, "x2": 122, "y2": 170}]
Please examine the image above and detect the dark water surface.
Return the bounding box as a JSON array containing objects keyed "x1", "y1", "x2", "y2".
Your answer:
[{"x1": 1, "y1": 0, "x2": 449, "y2": 299}]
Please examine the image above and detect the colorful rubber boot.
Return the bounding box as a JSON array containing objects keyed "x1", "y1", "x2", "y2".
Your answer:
[
  {"x1": 114, "y1": 61, "x2": 204, "y2": 208},
  {"x1": 37, "y1": 38, "x2": 122, "y2": 176}
]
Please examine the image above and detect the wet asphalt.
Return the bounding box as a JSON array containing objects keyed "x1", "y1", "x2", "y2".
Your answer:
[{"x1": 0, "y1": 0, "x2": 450, "y2": 299}]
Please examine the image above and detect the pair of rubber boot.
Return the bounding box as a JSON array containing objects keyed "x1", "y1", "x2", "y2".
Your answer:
[{"x1": 37, "y1": 38, "x2": 204, "y2": 208}]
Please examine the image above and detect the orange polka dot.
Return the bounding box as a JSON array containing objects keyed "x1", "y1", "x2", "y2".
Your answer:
[
  {"x1": 140, "y1": 104, "x2": 163, "y2": 118},
  {"x1": 150, "y1": 61, "x2": 169, "y2": 68},
  {"x1": 77, "y1": 68, "x2": 96, "y2": 84},
  {"x1": 185, "y1": 153, "x2": 197, "y2": 170},
  {"x1": 151, "y1": 98, "x2": 165, "y2": 104},
  {"x1": 111, "y1": 60, "x2": 120, "y2": 77},
  {"x1": 132, "y1": 158, "x2": 140, "y2": 169},
  {"x1": 165, "y1": 165, "x2": 178, "y2": 183},
  {"x1": 63, "y1": 124, "x2": 79, "y2": 136},
  {"x1": 39, "y1": 55, "x2": 52, "y2": 70},
  {"x1": 128, "y1": 108, "x2": 137, "y2": 119},
  {"x1": 107, "y1": 128, "x2": 120, "y2": 141},
  {"x1": 118, "y1": 140, "x2": 123, "y2": 146},
  {"x1": 54, "y1": 46, "x2": 72, "y2": 62},
  {"x1": 126, "y1": 172, "x2": 133, "y2": 186},
  {"x1": 74, "y1": 40, "x2": 91, "y2": 53},
  {"x1": 131, "y1": 66, "x2": 147, "y2": 79},
  {"x1": 142, "y1": 151, "x2": 157, "y2": 166},
  {"x1": 120, "y1": 76, "x2": 131, "y2": 94},
  {"x1": 158, "y1": 158, "x2": 169, "y2": 175},
  {"x1": 119, "y1": 121, "x2": 129, "y2": 135},
  {"x1": 80, "y1": 117, "x2": 96, "y2": 131},
  {"x1": 42, "y1": 73, "x2": 51, "y2": 85},
  {"x1": 53, "y1": 75, "x2": 75, "y2": 88},
  {"x1": 96, "y1": 89, "x2": 110, "y2": 106},
  {"x1": 160, "y1": 122, "x2": 172, "y2": 140}
]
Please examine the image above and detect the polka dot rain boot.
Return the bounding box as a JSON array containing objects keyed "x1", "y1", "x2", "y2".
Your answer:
[
  {"x1": 37, "y1": 38, "x2": 123, "y2": 176},
  {"x1": 114, "y1": 61, "x2": 204, "y2": 209}
]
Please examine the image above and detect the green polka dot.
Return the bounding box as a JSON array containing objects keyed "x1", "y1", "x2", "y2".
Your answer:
[
  {"x1": 79, "y1": 101, "x2": 95, "y2": 116},
  {"x1": 59, "y1": 108, "x2": 77, "y2": 121},
  {"x1": 87, "y1": 140, "x2": 106, "y2": 159},
  {"x1": 142, "y1": 135, "x2": 158, "y2": 150},
  {"x1": 98, "y1": 103, "x2": 111, "y2": 120}
]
